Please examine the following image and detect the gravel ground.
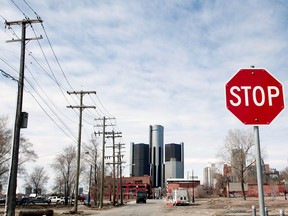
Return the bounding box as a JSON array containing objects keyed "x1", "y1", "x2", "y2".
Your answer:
[
  {"x1": 1, "y1": 196, "x2": 288, "y2": 216},
  {"x1": 162, "y1": 196, "x2": 288, "y2": 216}
]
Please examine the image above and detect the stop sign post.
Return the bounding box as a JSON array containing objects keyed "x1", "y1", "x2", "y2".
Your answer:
[
  {"x1": 225, "y1": 68, "x2": 285, "y2": 216},
  {"x1": 225, "y1": 68, "x2": 285, "y2": 125}
]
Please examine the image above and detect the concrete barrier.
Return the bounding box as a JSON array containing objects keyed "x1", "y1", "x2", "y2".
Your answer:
[{"x1": 18, "y1": 209, "x2": 53, "y2": 216}]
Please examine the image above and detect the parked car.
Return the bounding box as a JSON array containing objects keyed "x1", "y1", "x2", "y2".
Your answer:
[
  {"x1": 59, "y1": 197, "x2": 74, "y2": 205},
  {"x1": 48, "y1": 196, "x2": 60, "y2": 204},
  {"x1": 78, "y1": 194, "x2": 86, "y2": 202},
  {"x1": 0, "y1": 197, "x2": 5, "y2": 205},
  {"x1": 29, "y1": 196, "x2": 51, "y2": 204},
  {"x1": 16, "y1": 197, "x2": 29, "y2": 205},
  {"x1": 29, "y1": 193, "x2": 37, "y2": 198}
]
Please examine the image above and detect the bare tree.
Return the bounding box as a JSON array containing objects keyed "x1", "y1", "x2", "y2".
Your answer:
[
  {"x1": 51, "y1": 176, "x2": 65, "y2": 196},
  {"x1": 24, "y1": 166, "x2": 49, "y2": 195},
  {"x1": 0, "y1": 116, "x2": 12, "y2": 188},
  {"x1": 280, "y1": 167, "x2": 288, "y2": 181},
  {"x1": 279, "y1": 167, "x2": 288, "y2": 200},
  {"x1": 18, "y1": 137, "x2": 38, "y2": 174},
  {"x1": 214, "y1": 172, "x2": 227, "y2": 196},
  {"x1": 0, "y1": 115, "x2": 37, "y2": 192},
  {"x1": 217, "y1": 129, "x2": 255, "y2": 200},
  {"x1": 52, "y1": 145, "x2": 77, "y2": 205},
  {"x1": 83, "y1": 136, "x2": 101, "y2": 205}
]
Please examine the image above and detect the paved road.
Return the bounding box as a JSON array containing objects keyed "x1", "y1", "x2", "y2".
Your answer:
[{"x1": 89, "y1": 199, "x2": 166, "y2": 216}]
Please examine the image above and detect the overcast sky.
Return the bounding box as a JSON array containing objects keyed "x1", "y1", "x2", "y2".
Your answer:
[{"x1": 1, "y1": 0, "x2": 288, "y2": 193}]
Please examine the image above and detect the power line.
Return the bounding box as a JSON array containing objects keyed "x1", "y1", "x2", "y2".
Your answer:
[
  {"x1": 22, "y1": 0, "x2": 41, "y2": 20},
  {"x1": 10, "y1": 0, "x2": 29, "y2": 19},
  {"x1": 96, "y1": 94, "x2": 116, "y2": 117},
  {"x1": 0, "y1": 69, "x2": 18, "y2": 82},
  {"x1": 24, "y1": 68, "x2": 77, "y2": 139},
  {"x1": 2, "y1": 19, "x2": 96, "y2": 138},
  {"x1": 66, "y1": 90, "x2": 96, "y2": 213},
  {"x1": 26, "y1": 88, "x2": 77, "y2": 143},
  {"x1": 0, "y1": 56, "x2": 18, "y2": 75},
  {"x1": 4, "y1": 17, "x2": 42, "y2": 216},
  {"x1": 40, "y1": 23, "x2": 74, "y2": 91},
  {"x1": 0, "y1": 33, "x2": 79, "y2": 139},
  {"x1": 0, "y1": 55, "x2": 79, "y2": 141},
  {"x1": 4, "y1": 2, "x2": 123, "y2": 158},
  {"x1": 28, "y1": 23, "x2": 75, "y2": 108}
]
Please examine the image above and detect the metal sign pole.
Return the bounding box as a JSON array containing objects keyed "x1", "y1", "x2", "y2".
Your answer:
[{"x1": 254, "y1": 126, "x2": 265, "y2": 216}]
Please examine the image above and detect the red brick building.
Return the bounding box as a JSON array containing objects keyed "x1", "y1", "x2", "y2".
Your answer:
[
  {"x1": 166, "y1": 178, "x2": 201, "y2": 198},
  {"x1": 223, "y1": 163, "x2": 285, "y2": 197},
  {"x1": 121, "y1": 176, "x2": 152, "y2": 199},
  {"x1": 247, "y1": 182, "x2": 285, "y2": 197}
]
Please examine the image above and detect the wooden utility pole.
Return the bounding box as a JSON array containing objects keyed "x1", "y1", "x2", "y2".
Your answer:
[
  {"x1": 190, "y1": 170, "x2": 198, "y2": 203},
  {"x1": 116, "y1": 143, "x2": 125, "y2": 205},
  {"x1": 4, "y1": 18, "x2": 42, "y2": 216},
  {"x1": 106, "y1": 131, "x2": 122, "y2": 206},
  {"x1": 67, "y1": 90, "x2": 96, "y2": 213},
  {"x1": 95, "y1": 117, "x2": 115, "y2": 209}
]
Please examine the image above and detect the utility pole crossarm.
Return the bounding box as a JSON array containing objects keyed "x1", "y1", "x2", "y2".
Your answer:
[
  {"x1": 94, "y1": 117, "x2": 120, "y2": 209},
  {"x1": 67, "y1": 90, "x2": 96, "y2": 95},
  {"x1": 5, "y1": 19, "x2": 43, "y2": 26},
  {"x1": 67, "y1": 105, "x2": 96, "y2": 109},
  {"x1": 5, "y1": 19, "x2": 43, "y2": 43},
  {"x1": 4, "y1": 18, "x2": 42, "y2": 216},
  {"x1": 66, "y1": 90, "x2": 96, "y2": 213}
]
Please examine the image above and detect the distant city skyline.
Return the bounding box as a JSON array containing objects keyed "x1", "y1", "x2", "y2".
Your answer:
[{"x1": 130, "y1": 125, "x2": 184, "y2": 187}]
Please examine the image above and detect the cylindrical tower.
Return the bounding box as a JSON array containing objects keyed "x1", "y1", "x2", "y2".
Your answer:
[{"x1": 149, "y1": 125, "x2": 164, "y2": 188}]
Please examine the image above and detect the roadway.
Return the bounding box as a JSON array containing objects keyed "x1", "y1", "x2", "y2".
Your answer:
[{"x1": 87, "y1": 199, "x2": 166, "y2": 216}]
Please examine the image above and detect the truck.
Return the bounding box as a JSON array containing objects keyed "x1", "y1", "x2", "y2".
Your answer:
[
  {"x1": 136, "y1": 191, "x2": 147, "y2": 203},
  {"x1": 48, "y1": 196, "x2": 61, "y2": 204},
  {"x1": 172, "y1": 189, "x2": 189, "y2": 206},
  {"x1": 29, "y1": 196, "x2": 51, "y2": 204}
]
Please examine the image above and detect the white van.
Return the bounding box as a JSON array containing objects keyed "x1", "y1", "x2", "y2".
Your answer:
[
  {"x1": 29, "y1": 193, "x2": 37, "y2": 198},
  {"x1": 172, "y1": 189, "x2": 189, "y2": 206}
]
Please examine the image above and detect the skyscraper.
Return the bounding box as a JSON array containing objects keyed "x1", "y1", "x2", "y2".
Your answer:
[
  {"x1": 149, "y1": 125, "x2": 164, "y2": 188},
  {"x1": 130, "y1": 125, "x2": 183, "y2": 189},
  {"x1": 203, "y1": 163, "x2": 217, "y2": 188},
  {"x1": 165, "y1": 143, "x2": 184, "y2": 179},
  {"x1": 130, "y1": 143, "x2": 150, "y2": 176}
]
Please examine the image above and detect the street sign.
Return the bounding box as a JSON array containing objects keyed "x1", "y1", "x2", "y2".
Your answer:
[{"x1": 225, "y1": 68, "x2": 285, "y2": 125}]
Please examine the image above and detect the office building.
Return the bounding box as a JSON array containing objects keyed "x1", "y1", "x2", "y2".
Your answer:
[
  {"x1": 203, "y1": 163, "x2": 217, "y2": 188},
  {"x1": 165, "y1": 143, "x2": 184, "y2": 179},
  {"x1": 130, "y1": 143, "x2": 150, "y2": 176}
]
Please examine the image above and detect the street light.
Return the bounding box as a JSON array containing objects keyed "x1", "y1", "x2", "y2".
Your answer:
[
  {"x1": 190, "y1": 169, "x2": 198, "y2": 204},
  {"x1": 87, "y1": 165, "x2": 92, "y2": 206},
  {"x1": 85, "y1": 151, "x2": 98, "y2": 206},
  {"x1": 192, "y1": 170, "x2": 195, "y2": 203},
  {"x1": 85, "y1": 152, "x2": 92, "y2": 206},
  {"x1": 122, "y1": 163, "x2": 135, "y2": 203}
]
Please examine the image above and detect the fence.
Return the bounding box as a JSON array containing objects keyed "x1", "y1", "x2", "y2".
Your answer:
[{"x1": 252, "y1": 206, "x2": 285, "y2": 216}]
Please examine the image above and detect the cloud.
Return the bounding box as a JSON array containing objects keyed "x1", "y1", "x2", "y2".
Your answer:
[{"x1": 1, "y1": 0, "x2": 288, "y2": 191}]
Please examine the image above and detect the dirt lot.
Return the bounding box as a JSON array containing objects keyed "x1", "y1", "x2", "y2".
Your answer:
[
  {"x1": 163, "y1": 196, "x2": 288, "y2": 216},
  {"x1": 1, "y1": 197, "x2": 288, "y2": 216}
]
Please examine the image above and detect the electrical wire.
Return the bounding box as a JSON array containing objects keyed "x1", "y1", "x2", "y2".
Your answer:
[
  {"x1": 25, "y1": 85, "x2": 77, "y2": 144},
  {"x1": 0, "y1": 33, "x2": 78, "y2": 143},
  {"x1": 28, "y1": 24, "x2": 74, "y2": 106},
  {"x1": 25, "y1": 65, "x2": 76, "y2": 125},
  {"x1": 10, "y1": 0, "x2": 29, "y2": 19},
  {"x1": 3, "y1": 2, "x2": 124, "y2": 149},
  {"x1": 23, "y1": 0, "x2": 41, "y2": 19},
  {"x1": 19, "y1": 1, "x2": 109, "y2": 128}
]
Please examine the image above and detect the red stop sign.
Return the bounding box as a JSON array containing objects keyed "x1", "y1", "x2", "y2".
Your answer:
[{"x1": 225, "y1": 68, "x2": 285, "y2": 125}]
